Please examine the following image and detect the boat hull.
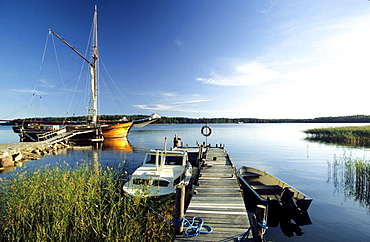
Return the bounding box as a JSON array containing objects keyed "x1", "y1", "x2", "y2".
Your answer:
[
  {"x1": 123, "y1": 167, "x2": 192, "y2": 197},
  {"x1": 12, "y1": 125, "x2": 61, "y2": 142},
  {"x1": 101, "y1": 122, "x2": 133, "y2": 138},
  {"x1": 13, "y1": 121, "x2": 134, "y2": 143},
  {"x1": 123, "y1": 150, "x2": 192, "y2": 197}
]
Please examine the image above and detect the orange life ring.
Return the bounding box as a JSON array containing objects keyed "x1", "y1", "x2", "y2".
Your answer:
[{"x1": 201, "y1": 125, "x2": 212, "y2": 137}]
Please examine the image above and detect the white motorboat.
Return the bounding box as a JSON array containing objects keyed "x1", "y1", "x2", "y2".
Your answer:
[{"x1": 123, "y1": 149, "x2": 192, "y2": 197}]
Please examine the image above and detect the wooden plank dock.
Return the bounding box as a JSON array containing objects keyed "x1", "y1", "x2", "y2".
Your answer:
[{"x1": 174, "y1": 147, "x2": 255, "y2": 241}]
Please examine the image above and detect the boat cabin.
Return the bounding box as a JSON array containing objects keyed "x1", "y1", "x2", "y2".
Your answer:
[{"x1": 142, "y1": 149, "x2": 188, "y2": 169}]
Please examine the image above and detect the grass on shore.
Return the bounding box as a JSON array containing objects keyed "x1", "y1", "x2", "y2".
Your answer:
[
  {"x1": 0, "y1": 161, "x2": 174, "y2": 241},
  {"x1": 303, "y1": 125, "x2": 370, "y2": 145}
]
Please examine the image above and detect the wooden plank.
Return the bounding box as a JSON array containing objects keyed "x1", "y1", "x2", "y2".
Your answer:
[
  {"x1": 198, "y1": 180, "x2": 239, "y2": 186},
  {"x1": 192, "y1": 193, "x2": 242, "y2": 198},
  {"x1": 188, "y1": 202, "x2": 246, "y2": 207},
  {"x1": 200, "y1": 174, "x2": 234, "y2": 177},
  {"x1": 201, "y1": 167, "x2": 233, "y2": 172},
  {"x1": 184, "y1": 214, "x2": 249, "y2": 223}
]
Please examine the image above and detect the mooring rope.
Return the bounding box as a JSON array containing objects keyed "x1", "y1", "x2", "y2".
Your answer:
[
  {"x1": 182, "y1": 216, "x2": 213, "y2": 237},
  {"x1": 145, "y1": 202, "x2": 213, "y2": 237},
  {"x1": 237, "y1": 226, "x2": 252, "y2": 241},
  {"x1": 145, "y1": 201, "x2": 173, "y2": 224},
  {"x1": 237, "y1": 219, "x2": 267, "y2": 241},
  {"x1": 257, "y1": 220, "x2": 268, "y2": 230}
]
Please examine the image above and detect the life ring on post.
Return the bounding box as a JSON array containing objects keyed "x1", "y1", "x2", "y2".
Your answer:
[{"x1": 201, "y1": 125, "x2": 212, "y2": 137}]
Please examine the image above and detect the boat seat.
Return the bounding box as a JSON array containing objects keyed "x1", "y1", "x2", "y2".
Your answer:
[
  {"x1": 242, "y1": 171, "x2": 261, "y2": 179},
  {"x1": 249, "y1": 181, "x2": 282, "y2": 195}
]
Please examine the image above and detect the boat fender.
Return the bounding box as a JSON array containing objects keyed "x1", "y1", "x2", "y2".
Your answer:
[{"x1": 201, "y1": 125, "x2": 212, "y2": 137}]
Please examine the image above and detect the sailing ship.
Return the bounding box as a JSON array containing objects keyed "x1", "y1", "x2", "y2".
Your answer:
[{"x1": 12, "y1": 6, "x2": 160, "y2": 143}]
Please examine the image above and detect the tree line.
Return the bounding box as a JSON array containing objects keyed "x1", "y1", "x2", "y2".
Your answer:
[
  {"x1": 4, "y1": 114, "x2": 370, "y2": 125},
  {"x1": 154, "y1": 115, "x2": 370, "y2": 124}
]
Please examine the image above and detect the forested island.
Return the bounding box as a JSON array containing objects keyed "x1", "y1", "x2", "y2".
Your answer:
[{"x1": 3, "y1": 114, "x2": 370, "y2": 125}]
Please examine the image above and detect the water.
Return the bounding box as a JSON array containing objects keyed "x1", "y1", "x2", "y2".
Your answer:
[{"x1": 1, "y1": 123, "x2": 369, "y2": 241}]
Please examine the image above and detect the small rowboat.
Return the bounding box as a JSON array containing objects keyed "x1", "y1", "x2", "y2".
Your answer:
[{"x1": 237, "y1": 166, "x2": 312, "y2": 228}]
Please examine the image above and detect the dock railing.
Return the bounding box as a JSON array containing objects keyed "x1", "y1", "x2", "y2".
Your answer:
[{"x1": 37, "y1": 128, "x2": 67, "y2": 142}]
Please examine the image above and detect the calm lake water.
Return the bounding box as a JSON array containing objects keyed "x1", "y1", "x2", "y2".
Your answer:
[{"x1": 1, "y1": 123, "x2": 369, "y2": 241}]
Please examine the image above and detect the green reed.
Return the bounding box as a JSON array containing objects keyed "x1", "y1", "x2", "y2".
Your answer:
[
  {"x1": 304, "y1": 125, "x2": 370, "y2": 147},
  {"x1": 327, "y1": 153, "x2": 370, "y2": 211},
  {"x1": 0, "y1": 162, "x2": 174, "y2": 241}
]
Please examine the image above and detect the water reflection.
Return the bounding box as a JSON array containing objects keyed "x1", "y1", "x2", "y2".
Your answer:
[
  {"x1": 327, "y1": 153, "x2": 370, "y2": 211},
  {"x1": 0, "y1": 138, "x2": 133, "y2": 175},
  {"x1": 265, "y1": 197, "x2": 312, "y2": 238},
  {"x1": 305, "y1": 137, "x2": 370, "y2": 149},
  {"x1": 0, "y1": 165, "x2": 17, "y2": 174},
  {"x1": 101, "y1": 138, "x2": 133, "y2": 153}
]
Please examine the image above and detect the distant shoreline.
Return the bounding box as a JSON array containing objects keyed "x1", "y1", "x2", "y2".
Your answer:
[{"x1": 2, "y1": 114, "x2": 370, "y2": 125}]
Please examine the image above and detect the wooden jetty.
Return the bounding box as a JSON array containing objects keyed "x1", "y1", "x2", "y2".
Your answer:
[{"x1": 174, "y1": 146, "x2": 256, "y2": 241}]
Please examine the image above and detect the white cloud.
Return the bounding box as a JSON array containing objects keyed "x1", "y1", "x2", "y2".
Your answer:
[
  {"x1": 174, "y1": 39, "x2": 184, "y2": 46},
  {"x1": 10, "y1": 88, "x2": 35, "y2": 93},
  {"x1": 37, "y1": 79, "x2": 55, "y2": 88},
  {"x1": 196, "y1": 62, "x2": 279, "y2": 86},
  {"x1": 134, "y1": 104, "x2": 173, "y2": 111},
  {"x1": 162, "y1": 92, "x2": 177, "y2": 97},
  {"x1": 172, "y1": 99, "x2": 209, "y2": 105},
  {"x1": 133, "y1": 92, "x2": 210, "y2": 113},
  {"x1": 10, "y1": 89, "x2": 48, "y2": 95}
]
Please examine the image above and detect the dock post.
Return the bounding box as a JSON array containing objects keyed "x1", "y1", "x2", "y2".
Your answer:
[
  {"x1": 256, "y1": 205, "x2": 267, "y2": 242},
  {"x1": 174, "y1": 134, "x2": 181, "y2": 148},
  {"x1": 191, "y1": 167, "x2": 199, "y2": 185},
  {"x1": 174, "y1": 184, "x2": 185, "y2": 235}
]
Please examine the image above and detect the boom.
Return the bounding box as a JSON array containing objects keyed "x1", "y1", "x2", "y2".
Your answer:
[{"x1": 48, "y1": 29, "x2": 94, "y2": 68}]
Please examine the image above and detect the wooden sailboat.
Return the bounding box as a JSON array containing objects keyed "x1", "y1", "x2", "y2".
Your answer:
[{"x1": 12, "y1": 6, "x2": 160, "y2": 143}]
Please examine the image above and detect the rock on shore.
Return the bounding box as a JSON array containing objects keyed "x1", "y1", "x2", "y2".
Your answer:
[{"x1": 0, "y1": 142, "x2": 70, "y2": 168}]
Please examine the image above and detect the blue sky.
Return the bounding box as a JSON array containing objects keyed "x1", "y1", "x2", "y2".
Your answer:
[{"x1": 1, "y1": 0, "x2": 370, "y2": 120}]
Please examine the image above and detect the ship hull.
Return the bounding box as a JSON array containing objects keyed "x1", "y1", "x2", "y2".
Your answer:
[
  {"x1": 13, "y1": 122, "x2": 134, "y2": 143},
  {"x1": 101, "y1": 122, "x2": 133, "y2": 138}
]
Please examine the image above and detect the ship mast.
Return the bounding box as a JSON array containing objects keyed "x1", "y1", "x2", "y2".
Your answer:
[
  {"x1": 91, "y1": 5, "x2": 98, "y2": 126},
  {"x1": 49, "y1": 5, "x2": 99, "y2": 127}
]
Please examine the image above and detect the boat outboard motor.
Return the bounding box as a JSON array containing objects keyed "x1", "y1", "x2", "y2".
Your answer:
[
  {"x1": 280, "y1": 187, "x2": 297, "y2": 208},
  {"x1": 280, "y1": 187, "x2": 309, "y2": 226}
]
